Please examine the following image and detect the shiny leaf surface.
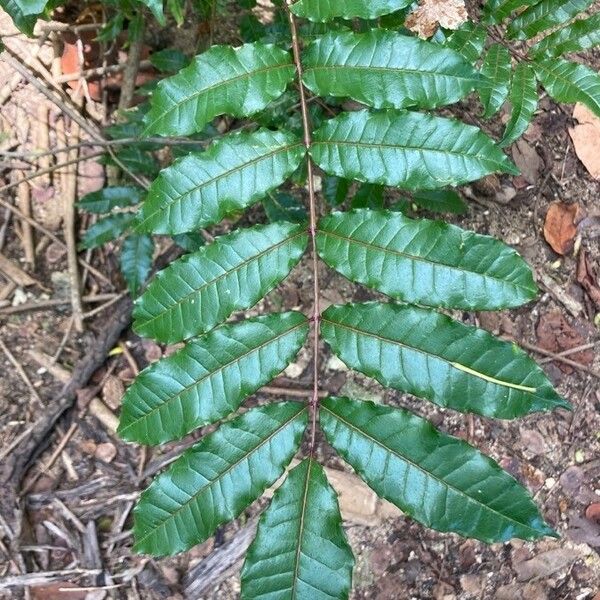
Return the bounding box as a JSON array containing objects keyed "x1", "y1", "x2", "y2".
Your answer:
[
  {"x1": 144, "y1": 43, "x2": 295, "y2": 136},
  {"x1": 317, "y1": 210, "x2": 537, "y2": 310},
  {"x1": 290, "y1": 0, "x2": 412, "y2": 21},
  {"x1": 501, "y1": 63, "x2": 538, "y2": 147},
  {"x1": 136, "y1": 129, "x2": 305, "y2": 234},
  {"x1": 444, "y1": 22, "x2": 488, "y2": 63},
  {"x1": 134, "y1": 402, "x2": 307, "y2": 555},
  {"x1": 241, "y1": 459, "x2": 354, "y2": 599},
  {"x1": 120, "y1": 234, "x2": 154, "y2": 295},
  {"x1": 79, "y1": 213, "x2": 136, "y2": 250},
  {"x1": 531, "y1": 13, "x2": 600, "y2": 57},
  {"x1": 303, "y1": 30, "x2": 481, "y2": 110},
  {"x1": 534, "y1": 58, "x2": 600, "y2": 117},
  {"x1": 310, "y1": 110, "x2": 518, "y2": 191},
  {"x1": 479, "y1": 44, "x2": 511, "y2": 118},
  {"x1": 133, "y1": 223, "x2": 308, "y2": 343},
  {"x1": 119, "y1": 312, "x2": 309, "y2": 444},
  {"x1": 508, "y1": 0, "x2": 594, "y2": 40},
  {"x1": 321, "y1": 303, "x2": 569, "y2": 418},
  {"x1": 321, "y1": 397, "x2": 558, "y2": 542}
]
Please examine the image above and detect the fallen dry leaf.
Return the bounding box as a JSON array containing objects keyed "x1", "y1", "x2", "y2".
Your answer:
[
  {"x1": 536, "y1": 309, "x2": 594, "y2": 374},
  {"x1": 514, "y1": 548, "x2": 579, "y2": 582},
  {"x1": 586, "y1": 503, "x2": 600, "y2": 524},
  {"x1": 569, "y1": 103, "x2": 600, "y2": 179},
  {"x1": 512, "y1": 139, "x2": 541, "y2": 185},
  {"x1": 543, "y1": 201, "x2": 582, "y2": 255},
  {"x1": 32, "y1": 582, "x2": 88, "y2": 600},
  {"x1": 577, "y1": 249, "x2": 600, "y2": 309},
  {"x1": 405, "y1": 0, "x2": 467, "y2": 38},
  {"x1": 102, "y1": 374, "x2": 125, "y2": 411}
]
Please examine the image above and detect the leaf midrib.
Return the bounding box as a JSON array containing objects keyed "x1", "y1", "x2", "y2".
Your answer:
[
  {"x1": 322, "y1": 405, "x2": 543, "y2": 537},
  {"x1": 535, "y1": 60, "x2": 600, "y2": 109},
  {"x1": 291, "y1": 460, "x2": 312, "y2": 600},
  {"x1": 304, "y1": 64, "x2": 478, "y2": 84},
  {"x1": 136, "y1": 406, "x2": 306, "y2": 549},
  {"x1": 322, "y1": 316, "x2": 538, "y2": 394},
  {"x1": 121, "y1": 320, "x2": 307, "y2": 434},
  {"x1": 146, "y1": 62, "x2": 294, "y2": 131},
  {"x1": 318, "y1": 227, "x2": 531, "y2": 292},
  {"x1": 312, "y1": 137, "x2": 506, "y2": 167},
  {"x1": 137, "y1": 230, "x2": 307, "y2": 329},
  {"x1": 137, "y1": 141, "x2": 305, "y2": 230}
]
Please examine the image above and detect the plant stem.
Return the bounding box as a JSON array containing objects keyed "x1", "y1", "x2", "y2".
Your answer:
[{"x1": 286, "y1": 3, "x2": 321, "y2": 455}]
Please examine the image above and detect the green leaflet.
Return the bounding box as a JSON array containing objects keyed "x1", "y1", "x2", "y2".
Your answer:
[
  {"x1": 144, "y1": 43, "x2": 295, "y2": 136},
  {"x1": 0, "y1": 0, "x2": 38, "y2": 35},
  {"x1": 133, "y1": 222, "x2": 308, "y2": 343},
  {"x1": 241, "y1": 459, "x2": 354, "y2": 599},
  {"x1": 310, "y1": 110, "x2": 518, "y2": 191},
  {"x1": 138, "y1": 0, "x2": 166, "y2": 24},
  {"x1": 119, "y1": 312, "x2": 309, "y2": 444},
  {"x1": 11, "y1": 0, "x2": 47, "y2": 15},
  {"x1": 303, "y1": 30, "x2": 481, "y2": 110},
  {"x1": 484, "y1": 0, "x2": 542, "y2": 23},
  {"x1": 508, "y1": 0, "x2": 595, "y2": 40},
  {"x1": 321, "y1": 303, "x2": 569, "y2": 418},
  {"x1": 411, "y1": 189, "x2": 468, "y2": 214},
  {"x1": 317, "y1": 210, "x2": 536, "y2": 310},
  {"x1": 531, "y1": 13, "x2": 600, "y2": 57},
  {"x1": 134, "y1": 402, "x2": 307, "y2": 556},
  {"x1": 320, "y1": 397, "x2": 558, "y2": 543},
  {"x1": 78, "y1": 186, "x2": 145, "y2": 214},
  {"x1": 501, "y1": 63, "x2": 538, "y2": 147},
  {"x1": 136, "y1": 129, "x2": 305, "y2": 234},
  {"x1": 479, "y1": 44, "x2": 511, "y2": 118},
  {"x1": 444, "y1": 22, "x2": 488, "y2": 63},
  {"x1": 79, "y1": 213, "x2": 137, "y2": 250},
  {"x1": 290, "y1": 0, "x2": 412, "y2": 21},
  {"x1": 534, "y1": 58, "x2": 600, "y2": 117},
  {"x1": 149, "y1": 48, "x2": 191, "y2": 72},
  {"x1": 120, "y1": 234, "x2": 154, "y2": 295}
]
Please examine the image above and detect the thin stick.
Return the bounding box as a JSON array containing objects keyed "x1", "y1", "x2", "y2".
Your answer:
[
  {"x1": 16, "y1": 177, "x2": 34, "y2": 266},
  {"x1": 55, "y1": 59, "x2": 152, "y2": 83},
  {"x1": 118, "y1": 16, "x2": 145, "y2": 111},
  {"x1": 287, "y1": 3, "x2": 321, "y2": 455},
  {"x1": 0, "y1": 293, "x2": 118, "y2": 315},
  {"x1": 0, "y1": 337, "x2": 44, "y2": 408},
  {"x1": 261, "y1": 385, "x2": 328, "y2": 399},
  {"x1": 60, "y1": 112, "x2": 84, "y2": 332},
  {"x1": 515, "y1": 339, "x2": 600, "y2": 379}
]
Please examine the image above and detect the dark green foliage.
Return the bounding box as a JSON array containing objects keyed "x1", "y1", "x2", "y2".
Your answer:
[{"x1": 5, "y1": 0, "x2": 595, "y2": 595}]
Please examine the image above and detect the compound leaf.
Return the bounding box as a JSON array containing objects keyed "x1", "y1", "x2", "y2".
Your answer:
[
  {"x1": 501, "y1": 62, "x2": 538, "y2": 147},
  {"x1": 290, "y1": 0, "x2": 412, "y2": 21},
  {"x1": 134, "y1": 402, "x2": 307, "y2": 556},
  {"x1": 317, "y1": 210, "x2": 537, "y2": 310},
  {"x1": 303, "y1": 30, "x2": 481, "y2": 110},
  {"x1": 320, "y1": 397, "x2": 558, "y2": 543},
  {"x1": 78, "y1": 186, "x2": 145, "y2": 214},
  {"x1": 133, "y1": 222, "x2": 308, "y2": 343},
  {"x1": 508, "y1": 0, "x2": 594, "y2": 40},
  {"x1": 310, "y1": 110, "x2": 518, "y2": 191},
  {"x1": 79, "y1": 213, "x2": 136, "y2": 250},
  {"x1": 119, "y1": 312, "x2": 309, "y2": 444},
  {"x1": 241, "y1": 459, "x2": 354, "y2": 600},
  {"x1": 136, "y1": 130, "x2": 304, "y2": 234},
  {"x1": 444, "y1": 22, "x2": 488, "y2": 63},
  {"x1": 534, "y1": 58, "x2": 600, "y2": 117},
  {"x1": 144, "y1": 43, "x2": 295, "y2": 136},
  {"x1": 321, "y1": 303, "x2": 569, "y2": 418},
  {"x1": 479, "y1": 44, "x2": 511, "y2": 118},
  {"x1": 121, "y1": 234, "x2": 154, "y2": 295},
  {"x1": 531, "y1": 13, "x2": 600, "y2": 57}
]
